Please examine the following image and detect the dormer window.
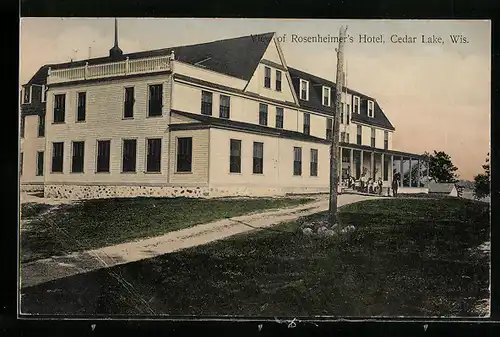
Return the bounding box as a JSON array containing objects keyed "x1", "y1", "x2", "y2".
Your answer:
[
  {"x1": 264, "y1": 66, "x2": 271, "y2": 88},
  {"x1": 22, "y1": 86, "x2": 32, "y2": 104},
  {"x1": 353, "y1": 96, "x2": 360, "y2": 114},
  {"x1": 368, "y1": 100, "x2": 375, "y2": 118},
  {"x1": 322, "y1": 86, "x2": 331, "y2": 106},
  {"x1": 275, "y1": 70, "x2": 282, "y2": 92},
  {"x1": 299, "y1": 79, "x2": 309, "y2": 100}
]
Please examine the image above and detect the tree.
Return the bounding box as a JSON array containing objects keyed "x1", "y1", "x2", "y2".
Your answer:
[
  {"x1": 473, "y1": 153, "x2": 490, "y2": 200},
  {"x1": 428, "y1": 150, "x2": 459, "y2": 183}
]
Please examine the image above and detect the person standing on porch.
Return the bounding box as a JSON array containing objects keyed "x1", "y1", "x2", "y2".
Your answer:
[
  {"x1": 392, "y1": 170, "x2": 401, "y2": 197},
  {"x1": 377, "y1": 177, "x2": 383, "y2": 195}
]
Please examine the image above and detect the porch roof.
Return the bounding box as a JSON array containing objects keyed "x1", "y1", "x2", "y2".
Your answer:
[{"x1": 339, "y1": 143, "x2": 427, "y2": 160}]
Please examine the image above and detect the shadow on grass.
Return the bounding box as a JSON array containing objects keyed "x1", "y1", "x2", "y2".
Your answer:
[{"x1": 20, "y1": 198, "x2": 490, "y2": 317}]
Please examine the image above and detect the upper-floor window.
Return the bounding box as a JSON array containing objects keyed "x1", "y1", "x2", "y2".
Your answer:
[
  {"x1": 53, "y1": 94, "x2": 66, "y2": 123},
  {"x1": 346, "y1": 104, "x2": 350, "y2": 125},
  {"x1": 275, "y1": 107, "x2": 284, "y2": 129},
  {"x1": 299, "y1": 79, "x2": 309, "y2": 100},
  {"x1": 176, "y1": 137, "x2": 192, "y2": 173},
  {"x1": 22, "y1": 86, "x2": 31, "y2": 104},
  {"x1": 124, "y1": 87, "x2": 135, "y2": 118},
  {"x1": 384, "y1": 131, "x2": 389, "y2": 150},
  {"x1": 303, "y1": 113, "x2": 310, "y2": 135},
  {"x1": 326, "y1": 118, "x2": 333, "y2": 140},
  {"x1": 229, "y1": 139, "x2": 241, "y2": 173},
  {"x1": 368, "y1": 100, "x2": 375, "y2": 118},
  {"x1": 341, "y1": 131, "x2": 346, "y2": 142},
  {"x1": 148, "y1": 84, "x2": 163, "y2": 117},
  {"x1": 353, "y1": 96, "x2": 360, "y2": 114},
  {"x1": 259, "y1": 103, "x2": 268, "y2": 126},
  {"x1": 310, "y1": 149, "x2": 318, "y2": 177},
  {"x1": 357, "y1": 125, "x2": 362, "y2": 145},
  {"x1": 264, "y1": 66, "x2": 271, "y2": 88},
  {"x1": 77, "y1": 92, "x2": 86, "y2": 122},
  {"x1": 219, "y1": 95, "x2": 230, "y2": 119},
  {"x1": 201, "y1": 91, "x2": 213, "y2": 116},
  {"x1": 340, "y1": 102, "x2": 345, "y2": 124},
  {"x1": 346, "y1": 132, "x2": 350, "y2": 143},
  {"x1": 275, "y1": 70, "x2": 282, "y2": 91},
  {"x1": 371, "y1": 127, "x2": 376, "y2": 147},
  {"x1": 253, "y1": 142, "x2": 264, "y2": 174},
  {"x1": 293, "y1": 147, "x2": 302, "y2": 176},
  {"x1": 20, "y1": 116, "x2": 25, "y2": 138},
  {"x1": 38, "y1": 115, "x2": 45, "y2": 137},
  {"x1": 322, "y1": 86, "x2": 331, "y2": 106}
]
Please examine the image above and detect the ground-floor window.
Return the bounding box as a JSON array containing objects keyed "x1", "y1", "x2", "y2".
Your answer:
[
  {"x1": 146, "y1": 138, "x2": 162, "y2": 173},
  {"x1": 293, "y1": 147, "x2": 302, "y2": 176},
  {"x1": 229, "y1": 139, "x2": 241, "y2": 173},
  {"x1": 310, "y1": 149, "x2": 318, "y2": 176},
  {"x1": 122, "y1": 139, "x2": 137, "y2": 172},
  {"x1": 253, "y1": 142, "x2": 264, "y2": 174},
  {"x1": 51, "y1": 142, "x2": 64, "y2": 173},
  {"x1": 96, "y1": 140, "x2": 111, "y2": 173},
  {"x1": 71, "y1": 141, "x2": 85, "y2": 173},
  {"x1": 36, "y1": 151, "x2": 44, "y2": 176},
  {"x1": 176, "y1": 137, "x2": 192, "y2": 172}
]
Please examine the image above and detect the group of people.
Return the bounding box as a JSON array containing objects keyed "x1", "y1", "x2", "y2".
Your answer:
[{"x1": 342, "y1": 167, "x2": 402, "y2": 197}]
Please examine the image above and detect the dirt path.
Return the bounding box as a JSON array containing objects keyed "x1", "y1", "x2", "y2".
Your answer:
[{"x1": 20, "y1": 194, "x2": 379, "y2": 288}]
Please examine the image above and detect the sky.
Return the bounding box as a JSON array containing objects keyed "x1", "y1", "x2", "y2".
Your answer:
[{"x1": 19, "y1": 18, "x2": 490, "y2": 180}]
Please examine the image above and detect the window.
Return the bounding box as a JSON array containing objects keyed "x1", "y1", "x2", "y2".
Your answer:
[
  {"x1": 353, "y1": 96, "x2": 360, "y2": 114},
  {"x1": 340, "y1": 102, "x2": 345, "y2": 124},
  {"x1": 310, "y1": 149, "x2": 318, "y2": 176},
  {"x1": 53, "y1": 94, "x2": 66, "y2": 123},
  {"x1": 147, "y1": 138, "x2": 162, "y2": 172},
  {"x1": 275, "y1": 107, "x2": 284, "y2": 129},
  {"x1": 71, "y1": 141, "x2": 85, "y2": 173},
  {"x1": 264, "y1": 66, "x2": 271, "y2": 88},
  {"x1": 20, "y1": 116, "x2": 25, "y2": 138},
  {"x1": 346, "y1": 104, "x2": 350, "y2": 125},
  {"x1": 253, "y1": 142, "x2": 264, "y2": 174},
  {"x1": 275, "y1": 70, "x2": 282, "y2": 91},
  {"x1": 368, "y1": 100, "x2": 375, "y2": 118},
  {"x1": 259, "y1": 103, "x2": 268, "y2": 126},
  {"x1": 176, "y1": 137, "x2": 192, "y2": 172},
  {"x1": 384, "y1": 131, "x2": 389, "y2": 150},
  {"x1": 219, "y1": 95, "x2": 230, "y2": 119},
  {"x1": 19, "y1": 153, "x2": 23, "y2": 175},
  {"x1": 23, "y1": 86, "x2": 31, "y2": 104},
  {"x1": 356, "y1": 125, "x2": 362, "y2": 145},
  {"x1": 148, "y1": 84, "x2": 163, "y2": 117},
  {"x1": 51, "y1": 142, "x2": 64, "y2": 173},
  {"x1": 326, "y1": 118, "x2": 333, "y2": 140},
  {"x1": 36, "y1": 151, "x2": 44, "y2": 176},
  {"x1": 323, "y1": 86, "x2": 331, "y2": 106},
  {"x1": 371, "y1": 128, "x2": 376, "y2": 147},
  {"x1": 96, "y1": 140, "x2": 111, "y2": 173},
  {"x1": 77, "y1": 92, "x2": 86, "y2": 122},
  {"x1": 346, "y1": 133, "x2": 350, "y2": 143},
  {"x1": 341, "y1": 132, "x2": 346, "y2": 142},
  {"x1": 124, "y1": 87, "x2": 135, "y2": 118},
  {"x1": 303, "y1": 113, "x2": 310, "y2": 135},
  {"x1": 122, "y1": 139, "x2": 137, "y2": 172},
  {"x1": 201, "y1": 91, "x2": 213, "y2": 116},
  {"x1": 229, "y1": 139, "x2": 241, "y2": 173},
  {"x1": 38, "y1": 115, "x2": 45, "y2": 137},
  {"x1": 299, "y1": 80, "x2": 309, "y2": 100},
  {"x1": 293, "y1": 147, "x2": 302, "y2": 176}
]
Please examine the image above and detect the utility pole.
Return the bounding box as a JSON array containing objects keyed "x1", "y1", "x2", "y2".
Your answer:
[{"x1": 329, "y1": 25, "x2": 348, "y2": 226}]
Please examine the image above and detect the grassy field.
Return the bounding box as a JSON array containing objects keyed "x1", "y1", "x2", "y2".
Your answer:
[
  {"x1": 20, "y1": 197, "x2": 490, "y2": 317},
  {"x1": 20, "y1": 196, "x2": 312, "y2": 263}
]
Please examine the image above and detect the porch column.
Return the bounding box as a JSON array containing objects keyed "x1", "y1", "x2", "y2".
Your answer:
[
  {"x1": 381, "y1": 153, "x2": 385, "y2": 181},
  {"x1": 360, "y1": 150, "x2": 364, "y2": 177},
  {"x1": 371, "y1": 151, "x2": 375, "y2": 180},
  {"x1": 409, "y1": 157, "x2": 412, "y2": 187},
  {"x1": 427, "y1": 157, "x2": 430, "y2": 186},
  {"x1": 390, "y1": 155, "x2": 394, "y2": 183},
  {"x1": 418, "y1": 159, "x2": 421, "y2": 188},
  {"x1": 338, "y1": 146, "x2": 342, "y2": 181},
  {"x1": 349, "y1": 148, "x2": 354, "y2": 178},
  {"x1": 400, "y1": 156, "x2": 404, "y2": 187}
]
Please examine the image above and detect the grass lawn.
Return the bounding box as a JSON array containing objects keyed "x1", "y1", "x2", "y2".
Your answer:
[
  {"x1": 20, "y1": 198, "x2": 490, "y2": 317},
  {"x1": 20, "y1": 196, "x2": 312, "y2": 263}
]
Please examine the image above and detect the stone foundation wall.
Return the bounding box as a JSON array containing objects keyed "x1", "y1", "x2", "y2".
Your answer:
[
  {"x1": 20, "y1": 184, "x2": 44, "y2": 192},
  {"x1": 44, "y1": 184, "x2": 210, "y2": 199}
]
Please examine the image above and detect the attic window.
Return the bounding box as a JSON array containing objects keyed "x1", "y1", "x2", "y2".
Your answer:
[
  {"x1": 353, "y1": 96, "x2": 360, "y2": 114},
  {"x1": 299, "y1": 79, "x2": 309, "y2": 100},
  {"x1": 322, "y1": 86, "x2": 331, "y2": 106},
  {"x1": 368, "y1": 100, "x2": 375, "y2": 118},
  {"x1": 22, "y1": 86, "x2": 32, "y2": 104}
]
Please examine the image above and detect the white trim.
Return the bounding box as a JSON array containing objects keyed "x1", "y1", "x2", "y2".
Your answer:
[
  {"x1": 322, "y1": 86, "x2": 331, "y2": 106},
  {"x1": 353, "y1": 95, "x2": 360, "y2": 114},
  {"x1": 29, "y1": 86, "x2": 33, "y2": 104},
  {"x1": 41, "y1": 85, "x2": 46, "y2": 103},
  {"x1": 299, "y1": 79, "x2": 309, "y2": 101},
  {"x1": 353, "y1": 120, "x2": 395, "y2": 132},
  {"x1": 368, "y1": 100, "x2": 375, "y2": 118}
]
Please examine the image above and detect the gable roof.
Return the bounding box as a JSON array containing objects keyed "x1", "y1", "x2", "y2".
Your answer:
[
  {"x1": 43, "y1": 32, "x2": 275, "y2": 82},
  {"x1": 428, "y1": 182, "x2": 457, "y2": 194},
  {"x1": 288, "y1": 67, "x2": 395, "y2": 131}
]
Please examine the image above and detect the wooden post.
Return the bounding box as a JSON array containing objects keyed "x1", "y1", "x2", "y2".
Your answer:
[
  {"x1": 329, "y1": 25, "x2": 348, "y2": 227},
  {"x1": 371, "y1": 151, "x2": 375, "y2": 180},
  {"x1": 381, "y1": 153, "x2": 385, "y2": 181},
  {"x1": 400, "y1": 156, "x2": 404, "y2": 187},
  {"x1": 125, "y1": 57, "x2": 129, "y2": 75},
  {"x1": 360, "y1": 150, "x2": 364, "y2": 177},
  {"x1": 409, "y1": 157, "x2": 412, "y2": 187},
  {"x1": 84, "y1": 62, "x2": 89, "y2": 80},
  {"x1": 349, "y1": 148, "x2": 354, "y2": 179}
]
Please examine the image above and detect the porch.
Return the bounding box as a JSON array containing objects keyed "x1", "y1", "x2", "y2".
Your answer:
[{"x1": 338, "y1": 143, "x2": 429, "y2": 194}]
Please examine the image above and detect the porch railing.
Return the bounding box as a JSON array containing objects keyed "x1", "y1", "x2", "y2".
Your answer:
[{"x1": 47, "y1": 53, "x2": 174, "y2": 85}]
